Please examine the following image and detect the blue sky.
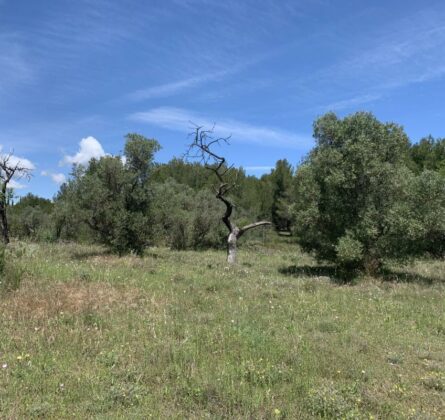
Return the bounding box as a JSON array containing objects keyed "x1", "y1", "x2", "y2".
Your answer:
[{"x1": 2, "y1": 0, "x2": 445, "y2": 198}]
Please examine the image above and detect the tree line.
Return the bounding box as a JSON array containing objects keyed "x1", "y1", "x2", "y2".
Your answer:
[{"x1": 4, "y1": 112, "x2": 445, "y2": 274}]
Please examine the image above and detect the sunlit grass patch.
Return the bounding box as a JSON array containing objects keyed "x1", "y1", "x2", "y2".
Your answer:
[{"x1": 0, "y1": 241, "x2": 444, "y2": 418}]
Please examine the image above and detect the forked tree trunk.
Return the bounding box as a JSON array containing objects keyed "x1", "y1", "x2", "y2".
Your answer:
[
  {"x1": 225, "y1": 222, "x2": 271, "y2": 264},
  {"x1": 186, "y1": 126, "x2": 272, "y2": 264},
  {"x1": 227, "y1": 229, "x2": 239, "y2": 264}
]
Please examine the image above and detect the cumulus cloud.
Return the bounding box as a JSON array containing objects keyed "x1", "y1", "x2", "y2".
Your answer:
[
  {"x1": 9, "y1": 179, "x2": 26, "y2": 189},
  {"x1": 41, "y1": 170, "x2": 67, "y2": 185},
  {"x1": 0, "y1": 146, "x2": 35, "y2": 171},
  {"x1": 61, "y1": 136, "x2": 106, "y2": 166},
  {"x1": 51, "y1": 173, "x2": 66, "y2": 185},
  {"x1": 0, "y1": 146, "x2": 34, "y2": 190}
]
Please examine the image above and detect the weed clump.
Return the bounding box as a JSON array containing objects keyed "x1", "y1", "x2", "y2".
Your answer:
[
  {"x1": 0, "y1": 245, "x2": 24, "y2": 293},
  {"x1": 306, "y1": 380, "x2": 367, "y2": 419}
]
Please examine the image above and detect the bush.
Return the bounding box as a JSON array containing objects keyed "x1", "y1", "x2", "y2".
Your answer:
[
  {"x1": 292, "y1": 112, "x2": 445, "y2": 276},
  {"x1": 152, "y1": 180, "x2": 226, "y2": 250},
  {"x1": 54, "y1": 135, "x2": 160, "y2": 255}
]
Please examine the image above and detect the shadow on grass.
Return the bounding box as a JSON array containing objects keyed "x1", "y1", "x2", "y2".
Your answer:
[
  {"x1": 278, "y1": 265, "x2": 350, "y2": 284},
  {"x1": 279, "y1": 265, "x2": 442, "y2": 286},
  {"x1": 71, "y1": 249, "x2": 113, "y2": 261},
  {"x1": 380, "y1": 268, "x2": 441, "y2": 286}
]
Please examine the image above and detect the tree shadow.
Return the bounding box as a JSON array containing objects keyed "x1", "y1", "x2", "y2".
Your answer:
[
  {"x1": 380, "y1": 268, "x2": 441, "y2": 286},
  {"x1": 71, "y1": 249, "x2": 113, "y2": 261},
  {"x1": 279, "y1": 264, "x2": 442, "y2": 286},
  {"x1": 278, "y1": 265, "x2": 349, "y2": 284}
]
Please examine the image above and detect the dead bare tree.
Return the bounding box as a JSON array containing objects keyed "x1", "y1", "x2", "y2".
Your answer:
[
  {"x1": 0, "y1": 152, "x2": 33, "y2": 244},
  {"x1": 186, "y1": 126, "x2": 271, "y2": 264}
]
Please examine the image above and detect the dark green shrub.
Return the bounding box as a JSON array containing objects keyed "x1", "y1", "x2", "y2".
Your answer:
[{"x1": 292, "y1": 112, "x2": 445, "y2": 276}]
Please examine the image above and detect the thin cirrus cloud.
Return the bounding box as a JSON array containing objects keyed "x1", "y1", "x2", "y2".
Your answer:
[
  {"x1": 127, "y1": 70, "x2": 230, "y2": 101},
  {"x1": 0, "y1": 33, "x2": 33, "y2": 94},
  {"x1": 312, "y1": 9, "x2": 445, "y2": 111},
  {"x1": 61, "y1": 136, "x2": 106, "y2": 166},
  {"x1": 130, "y1": 107, "x2": 312, "y2": 149},
  {"x1": 319, "y1": 93, "x2": 383, "y2": 112},
  {"x1": 126, "y1": 50, "x2": 283, "y2": 102}
]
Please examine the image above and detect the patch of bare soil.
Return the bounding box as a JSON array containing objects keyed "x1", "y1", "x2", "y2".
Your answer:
[{"x1": 1, "y1": 281, "x2": 142, "y2": 321}]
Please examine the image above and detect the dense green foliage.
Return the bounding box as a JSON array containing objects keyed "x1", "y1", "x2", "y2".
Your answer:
[
  {"x1": 268, "y1": 159, "x2": 294, "y2": 231},
  {"x1": 58, "y1": 135, "x2": 160, "y2": 255},
  {"x1": 9, "y1": 194, "x2": 54, "y2": 241},
  {"x1": 152, "y1": 179, "x2": 226, "y2": 250},
  {"x1": 8, "y1": 113, "x2": 445, "y2": 267},
  {"x1": 409, "y1": 136, "x2": 445, "y2": 175},
  {"x1": 291, "y1": 112, "x2": 445, "y2": 274}
]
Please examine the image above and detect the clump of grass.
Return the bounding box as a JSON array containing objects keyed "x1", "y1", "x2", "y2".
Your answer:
[
  {"x1": 421, "y1": 372, "x2": 445, "y2": 392},
  {"x1": 0, "y1": 245, "x2": 24, "y2": 292},
  {"x1": 306, "y1": 380, "x2": 365, "y2": 419}
]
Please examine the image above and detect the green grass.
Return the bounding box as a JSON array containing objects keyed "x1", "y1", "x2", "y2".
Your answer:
[{"x1": 0, "y1": 240, "x2": 444, "y2": 418}]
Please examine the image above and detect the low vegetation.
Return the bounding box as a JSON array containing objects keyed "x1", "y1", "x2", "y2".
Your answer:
[
  {"x1": 6, "y1": 112, "x2": 444, "y2": 275},
  {"x1": 0, "y1": 239, "x2": 443, "y2": 418}
]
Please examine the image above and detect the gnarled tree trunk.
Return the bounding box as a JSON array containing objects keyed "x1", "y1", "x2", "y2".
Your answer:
[
  {"x1": 0, "y1": 153, "x2": 33, "y2": 244},
  {"x1": 224, "y1": 221, "x2": 272, "y2": 264},
  {"x1": 227, "y1": 229, "x2": 238, "y2": 264},
  {"x1": 186, "y1": 126, "x2": 272, "y2": 264}
]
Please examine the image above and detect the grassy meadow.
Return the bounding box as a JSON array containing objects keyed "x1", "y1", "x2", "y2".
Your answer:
[{"x1": 0, "y1": 239, "x2": 444, "y2": 419}]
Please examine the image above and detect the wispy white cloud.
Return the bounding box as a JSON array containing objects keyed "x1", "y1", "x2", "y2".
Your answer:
[
  {"x1": 309, "y1": 7, "x2": 445, "y2": 111},
  {"x1": 0, "y1": 33, "x2": 34, "y2": 94},
  {"x1": 320, "y1": 94, "x2": 382, "y2": 112},
  {"x1": 126, "y1": 49, "x2": 277, "y2": 102},
  {"x1": 128, "y1": 70, "x2": 230, "y2": 101},
  {"x1": 61, "y1": 136, "x2": 106, "y2": 166},
  {"x1": 41, "y1": 170, "x2": 66, "y2": 185},
  {"x1": 130, "y1": 107, "x2": 312, "y2": 149},
  {"x1": 244, "y1": 166, "x2": 274, "y2": 172}
]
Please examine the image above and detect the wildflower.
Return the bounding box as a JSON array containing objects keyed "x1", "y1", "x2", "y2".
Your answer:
[
  {"x1": 16, "y1": 355, "x2": 23, "y2": 361},
  {"x1": 274, "y1": 408, "x2": 281, "y2": 416},
  {"x1": 1, "y1": 363, "x2": 7, "y2": 369}
]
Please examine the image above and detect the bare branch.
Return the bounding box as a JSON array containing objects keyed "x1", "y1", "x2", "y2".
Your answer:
[
  {"x1": 238, "y1": 221, "x2": 272, "y2": 238},
  {"x1": 185, "y1": 125, "x2": 272, "y2": 263},
  {"x1": 0, "y1": 150, "x2": 34, "y2": 244},
  {"x1": 0, "y1": 151, "x2": 33, "y2": 184}
]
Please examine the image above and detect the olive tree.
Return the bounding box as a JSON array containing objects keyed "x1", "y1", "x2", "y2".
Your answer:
[
  {"x1": 292, "y1": 112, "x2": 444, "y2": 275},
  {"x1": 59, "y1": 134, "x2": 160, "y2": 255}
]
